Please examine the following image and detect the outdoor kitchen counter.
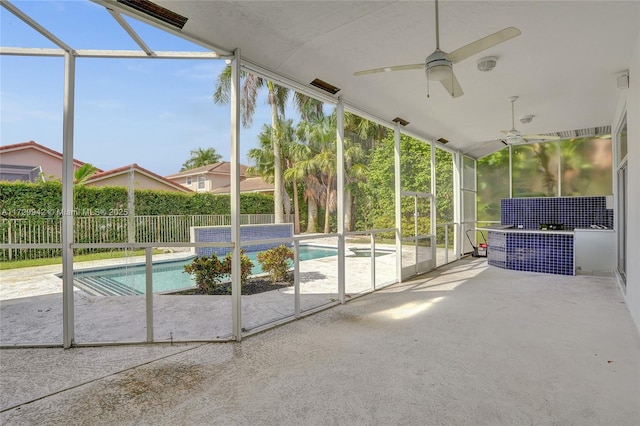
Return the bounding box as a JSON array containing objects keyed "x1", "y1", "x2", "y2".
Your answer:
[{"x1": 477, "y1": 226, "x2": 575, "y2": 275}]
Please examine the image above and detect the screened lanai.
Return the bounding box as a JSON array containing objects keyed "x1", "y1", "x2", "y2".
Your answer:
[{"x1": 1, "y1": 0, "x2": 639, "y2": 349}]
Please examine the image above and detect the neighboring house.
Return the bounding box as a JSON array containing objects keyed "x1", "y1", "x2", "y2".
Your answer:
[
  {"x1": 0, "y1": 142, "x2": 188, "y2": 193},
  {"x1": 0, "y1": 140, "x2": 96, "y2": 181},
  {"x1": 85, "y1": 164, "x2": 191, "y2": 193},
  {"x1": 211, "y1": 176, "x2": 275, "y2": 195},
  {"x1": 0, "y1": 164, "x2": 43, "y2": 182},
  {"x1": 165, "y1": 162, "x2": 249, "y2": 192}
]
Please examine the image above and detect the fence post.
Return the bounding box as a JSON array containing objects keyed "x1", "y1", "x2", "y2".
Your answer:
[{"x1": 7, "y1": 221, "x2": 12, "y2": 261}]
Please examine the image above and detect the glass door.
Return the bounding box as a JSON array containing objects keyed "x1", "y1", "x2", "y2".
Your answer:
[{"x1": 616, "y1": 117, "x2": 627, "y2": 289}]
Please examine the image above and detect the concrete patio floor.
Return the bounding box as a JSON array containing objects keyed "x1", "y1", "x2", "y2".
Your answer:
[{"x1": 1, "y1": 256, "x2": 639, "y2": 425}]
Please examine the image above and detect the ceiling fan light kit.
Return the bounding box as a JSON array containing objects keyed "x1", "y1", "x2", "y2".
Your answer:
[{"x1": 426, "y1": 52, "x2": 451, "y2": 81}]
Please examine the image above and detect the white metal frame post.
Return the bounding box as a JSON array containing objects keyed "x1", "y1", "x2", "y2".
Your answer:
[
  {"x1": 453, "y1": 151, "x2": 462, "y2": 259},
  {"x1": 394, "y1": 124, "x2": 402, "y2": 283},
  {"x1": 508, "y1": 145, "x2": 514, "y2": 198},
  {"x1": 336, "y1": 98, "x2": 346, "y2": 303},
  {"x1": 230, "y1": 48, "x2": 242, "y2": 341},
  {"x1": 62, "y1": 50, "x2": 76, "y2": 348},
  {"x1": 430, "y1": 139, "x2": 437, "y2": 249}
]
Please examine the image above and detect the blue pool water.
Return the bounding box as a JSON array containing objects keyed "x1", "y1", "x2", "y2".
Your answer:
[{"x1": 73, "y1": 245, "x2": 339, "y2": 295}]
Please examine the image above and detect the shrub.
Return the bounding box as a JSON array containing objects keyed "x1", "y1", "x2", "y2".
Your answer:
[
  {"x1": 183, "y1": 249, "x2": 254, "y2": 294},
  {"x1": 183, "y1": 255, "x2": 226, "y2": 294},
  {"x1": 223, "y1": 249, "x2": 253, "y2": 287},
  {"x1": 257, "y1": 244, "x2": 294, "y2": 283}
]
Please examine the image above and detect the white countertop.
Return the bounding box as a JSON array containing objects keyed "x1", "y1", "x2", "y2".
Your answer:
[
  {"x1": 477, "y1": 226, "x2": 613, "y2": 235},
  {"x1": 477, "y1": 226, "x2": 571, "y2": 236}
]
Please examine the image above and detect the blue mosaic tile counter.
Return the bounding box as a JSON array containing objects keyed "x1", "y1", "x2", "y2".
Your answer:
[
  {"x1": 479, "y1": 228, "x2": 575, "y2": 275},
  {"x1": 480, "y1": 196, "x2": 613, "y2": 276}
]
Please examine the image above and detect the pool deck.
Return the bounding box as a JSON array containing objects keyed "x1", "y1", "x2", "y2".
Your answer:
[
  {"x1": 1, "y1": 256, "x2": 638, "y2": 425},
  {"x1": 0, "y1": 244, "x2": 457, "y2": 345},
  {"x1": 1, "y1": 246, "x2": 399, "y2": 344}
]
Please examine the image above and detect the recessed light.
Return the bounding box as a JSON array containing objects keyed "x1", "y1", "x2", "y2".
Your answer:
[
  {"x1": 392, "y1": 117, "x2": 409, "y2": 126},
  {"x1": 117, "y1": 0, "x2": 188, "y2": 30},
  {"x1": 309, "y1": 78, "x2": 341, "y2": 95}
]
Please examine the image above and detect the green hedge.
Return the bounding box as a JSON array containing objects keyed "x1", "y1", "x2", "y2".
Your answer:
[{"x1": 0, "y1": 181, "x2": 274, "y2": 218}]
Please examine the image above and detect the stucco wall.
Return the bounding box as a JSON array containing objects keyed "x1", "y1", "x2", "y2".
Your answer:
[
  {"x1": 0, "y1": 148, "x2": 80, "y2": 179},
  {"x1": 86, "y1": 172, "x2": 184, "y2": 192}
]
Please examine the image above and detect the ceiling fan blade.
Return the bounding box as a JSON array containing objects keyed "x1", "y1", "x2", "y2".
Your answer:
[
  {"x1": 445, "y1": 27, "x2": 521, "y2": 64},
  {"x1": 439, "y1": 71, "x2": 464, "y2": 97},
  {"x1": 522, "y1": 134, "x2": 561, "y2": 140},
  {"x1": 354, "y1": 63, "x2": 423, "y2": 76}
]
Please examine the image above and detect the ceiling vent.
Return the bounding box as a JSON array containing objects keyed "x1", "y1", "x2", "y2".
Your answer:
[
  {"x1": 392, "y1": 117, "x2": 410, "y2": 126},
  {"x1": 545, "y1": 125, "x2": 611, "y2": 140},
  {"x1": 116, "y1": 0, "x2": 188, "y2": 30},
  {"x1": 477, "y1": 56, "x2": 497, "y2": 72},
  {"x1": 437, "y1": 137, "x2": 449, "y2": 144},
  {"x1": 309, "y1": 78, "x2": 341, "y2": 95}
]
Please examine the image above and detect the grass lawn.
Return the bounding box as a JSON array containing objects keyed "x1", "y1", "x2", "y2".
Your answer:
[{"x1": 0, "y1": 249, "x2": 163, "y2": 270}]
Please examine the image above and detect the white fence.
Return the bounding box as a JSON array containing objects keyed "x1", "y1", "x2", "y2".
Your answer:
[{"x1": 1, "y1": 214, "x2": 284, "y2": 260}]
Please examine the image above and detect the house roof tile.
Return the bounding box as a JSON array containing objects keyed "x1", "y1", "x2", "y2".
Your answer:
[
  {"x1": 0, "y1": 141, "x2": 97, "y2": 170},
  {"x1": 165, "y1": 162, "x2": 247, "y2": 178},
  {"x1": 211, "y1": 176, "x2": 275, "y2": 194},
  {"x1": 87, "y1": 163, "x2": 192, "y2": 192}
]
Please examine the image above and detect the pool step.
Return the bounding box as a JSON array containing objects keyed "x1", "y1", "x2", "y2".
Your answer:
[{"x1": 74, "y1": 276, "x2": 143, "y2": 297}]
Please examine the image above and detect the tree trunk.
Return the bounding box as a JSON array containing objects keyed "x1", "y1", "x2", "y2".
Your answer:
[
  {"x1": 268, "y1": 82, "x2": 284, "y2": 224},
  {"x1": 306, "y1": 197, "x2": 318, "y2": 233},
  {"x1": 293, "y1": 180, "x2": 300, "y2": 234},
  {"x1": 345, "y1": 187, "x2": 353, "y2": 232},
  {"x1": 324, "y1": 175, "x2": 333, "y2": 234}
]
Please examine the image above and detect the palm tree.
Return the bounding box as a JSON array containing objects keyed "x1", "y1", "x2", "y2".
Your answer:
[
  {"x1": 247, "y1": 119, "x2": 301, "y2": 232},
  {"x1": 73, "y1": 163, "x2": 98, "y2": 185},
  {"x1": 213, "y1": 66, "x2": 289, "y2": 224},
  {"x1": 285, "y1": 141, "x2": 323, "y2": 234},
  {"x1": 342, "y1": 137, "x2": 368, "y2": 232},
  {"x1": 344, "y1": 112, "x2": 389, "y2": 151},
  {"x1": 295, "y1": 114, "x2": 339, "y2": 233},
  {"x1": 180, "y1": 147, "x2": 222, "y2": 171},
  {"x1": 340, "y1": 113, "x2": 388, "y2": 230}
]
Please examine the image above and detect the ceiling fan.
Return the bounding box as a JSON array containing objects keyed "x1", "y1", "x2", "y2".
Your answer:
[
  {"x1": 353, "y1": 0, "x2": 521, "y2": 98},
  {"x1": 502, "y1": 96, "x2": 560, "y2": 145}
]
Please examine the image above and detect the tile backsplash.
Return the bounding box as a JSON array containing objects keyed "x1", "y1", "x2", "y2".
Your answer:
[
  {"x1": 501, "y1": 196, "x2": 613, "y2": 229},
  {"x1": 193, "y1": 223, "x2": 294, "y2": 257}
]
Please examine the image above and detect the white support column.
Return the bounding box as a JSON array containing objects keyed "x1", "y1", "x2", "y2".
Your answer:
[
  {"x1": 509, "y1": 145, "x2": 513, "y2": 198},
  {"x1": 430, "y1": 140, "x2": 437, "y2": 247},
  {"x1": 556, "y1": 141, "x2": 562, "y2": 197},
  {"x1": 145, "y1": 247, "x2": 153, "y2": 342},
  {"x1": 452, "y1": 151, "x2": 462, "y2": 259},
  {"x1": 394, "y1": 124, "x2": 402, "y2": 283},
  {"x1": 230, "y1": 49, "x2": 242, "y2": 341},
  {"x1": 62, "y1": 50, "x2": 76, "y2": 348},
  {"x1": 336, "y1": 98, "x2": 346, "y2": 303},
  {"x1": 128, "y1": 166, "x2": 135, "y2": 243}
]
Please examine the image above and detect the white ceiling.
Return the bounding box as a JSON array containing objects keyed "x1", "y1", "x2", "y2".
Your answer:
[{"x1": 106, "y1": 0, "x2": 640, "y2": 157}]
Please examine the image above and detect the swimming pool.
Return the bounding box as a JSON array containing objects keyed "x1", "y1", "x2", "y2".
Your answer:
[{"x1": 72, "y1": 245, "x2": 339, "y2": 296}]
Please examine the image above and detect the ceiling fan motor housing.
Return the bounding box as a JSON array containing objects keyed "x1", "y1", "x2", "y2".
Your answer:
[{"x1": 425, "y1": 49, "x2": 452, "y2": 81}]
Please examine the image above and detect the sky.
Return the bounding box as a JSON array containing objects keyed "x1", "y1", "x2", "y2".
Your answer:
[{"x1": 0, "y1": 0, "x2": 290, "y2": 176}]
